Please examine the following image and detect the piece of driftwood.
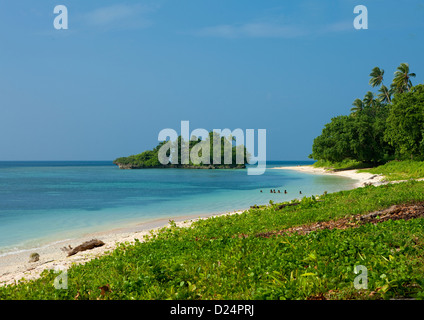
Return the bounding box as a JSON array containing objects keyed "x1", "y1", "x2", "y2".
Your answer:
[{"x1": 62, "y1": 239, "x2": 105, "y2": 257}]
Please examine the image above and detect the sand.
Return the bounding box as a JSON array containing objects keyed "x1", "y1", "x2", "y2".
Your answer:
[
  {"x1": 0, "y1": 210, "x2": 244, "y2": 286},
  {"x1": 271, "y1": 165, "x2": 386, "y2": 188},
  {"x1": 0, "y1": 165, "x2": 389, "y2": 287}
]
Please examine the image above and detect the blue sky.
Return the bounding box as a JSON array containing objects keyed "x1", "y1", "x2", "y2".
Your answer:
[{"x1": 1, "y1": 0, "x2": 424, "y2": 161}]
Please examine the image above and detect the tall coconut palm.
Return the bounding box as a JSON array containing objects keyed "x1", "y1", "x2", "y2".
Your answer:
[
  {"x1": 350, "y1": 98, "x2": 364, "y2": 115},
  {"x1": 393, "y1": 63, "x2": 416, "y2": 93},
  {"x1": 363, "y1": 91, "x2": 376, "y2": 108},
  {"x1": 369, "y1": 67, "x2": 385, "y2": 88},
  {"x1": 369, "y1": 66, "x2": 392, "y2": 105},
  {"x1": 377, "y1": 84, "x2": 392, "y2": 104}
]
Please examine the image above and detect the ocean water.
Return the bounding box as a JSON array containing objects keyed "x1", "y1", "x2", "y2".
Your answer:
[{"x1": 0, "y1": 161, "x2": 356, "y2": 255}]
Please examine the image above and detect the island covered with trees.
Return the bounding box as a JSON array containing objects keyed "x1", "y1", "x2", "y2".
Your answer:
[
  {"x1": 4, "y1": 64, "x2": 424, "y2": 302},
  {"x1": 113, "y1": 131, "x2": 250, "y2": 169},
  {"x1": 309, "y1": 63, "x2": 424, "y2": 168}
]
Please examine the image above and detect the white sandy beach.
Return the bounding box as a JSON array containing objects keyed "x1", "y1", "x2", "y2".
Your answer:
[
  {"x1": 0, "y1": 210, "x2": 244, "y2": 286},
  {"x1": 271, "y1": 165, "x2": 386, "y2": 188},
  {"x1": 0, "y1": 165, "x2": 386, "y2": 287}
]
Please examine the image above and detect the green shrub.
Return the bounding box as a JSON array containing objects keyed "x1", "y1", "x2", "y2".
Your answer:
[{"x1": 2, "y1": 181, "x2": 424, "y2": 300}]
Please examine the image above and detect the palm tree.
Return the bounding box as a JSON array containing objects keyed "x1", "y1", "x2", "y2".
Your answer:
[
  {"x1": 350, "y1": 98, "x2": 364, "y2": 115},
  {"x1": 369, "y1": 67, "x2": 385, "y2": 88},
  {"x1": 377, "y1": 84, "x2": 392, "y2": 104},
  {"x1": 368, "y1": 66, "x2": 393, "y2": 105},
  {"x1": 392, "y1": 63, "x2": 416, "y2": 93},
  {"x1": 363, "y1": 91, "x2": 376, "y2": 108}
]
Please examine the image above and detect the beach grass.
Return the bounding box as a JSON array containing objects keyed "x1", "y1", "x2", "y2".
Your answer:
[
  {"x1": 312, "y1": 159, "x2": 371, "y2": 171},
  {"x1": 1, "y1": 181, "x2": 424, "y2": 300},
  {"x1": 314, "y1": 159, "x2": 424, "y2": 181},
  {"x1": 359, "y1": 160, "x2": 424, "y2": 181}
]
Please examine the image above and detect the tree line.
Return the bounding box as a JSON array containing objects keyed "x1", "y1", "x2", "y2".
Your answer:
[
  {"x1": 114, "y1": 132, "x2": 249, "y2": 169},
  {"x1": 309, "y1": 63, "x2": 424, "y2": 164}
]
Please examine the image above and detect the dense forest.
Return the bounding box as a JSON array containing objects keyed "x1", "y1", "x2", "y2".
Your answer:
[
  {"x1": 310, "y1": 63, "x2": 424, "y2": 165},
  {"x1": 114, "y1": 131, "x2": 249, "y2": 169}
]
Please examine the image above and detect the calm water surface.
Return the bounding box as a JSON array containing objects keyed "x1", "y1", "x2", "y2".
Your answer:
[{"x1": 0, "y1": 161, "x2": 356, "y2": 254}]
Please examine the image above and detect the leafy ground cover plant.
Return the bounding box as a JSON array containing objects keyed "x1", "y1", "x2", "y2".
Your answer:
[
  {"x1": 359, "y1": 160, "x2": 424, "y2": 181},
  {"x1": 1, "y1": 181, "x2": 424, "y2": 300}
]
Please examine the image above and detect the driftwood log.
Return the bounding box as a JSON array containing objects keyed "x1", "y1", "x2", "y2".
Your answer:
[{"x1": 61, "y1": 239, "x2": 105, "y2": 257}]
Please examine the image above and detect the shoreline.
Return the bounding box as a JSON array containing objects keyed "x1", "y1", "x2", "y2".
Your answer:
[
  {"x1": 0, "y1": 165, "x2": 382, "y2": 287},
  {"x1": 0, "y1": 208, "x2": 246, "y2": 286},
  {"x1": 271, "y1": 165, "x2": 386, "y2": 188}
]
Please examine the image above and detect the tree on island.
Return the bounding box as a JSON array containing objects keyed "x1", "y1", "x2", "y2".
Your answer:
[
  {"x1": 350, "y1": 98, "x2": 364, "y2": 115},
  {"x1": 113, "y1": 131, "x2": 250, "y2": 169},
  {"x1": 385, "y1": 84, "x2": 424, "y2": 160},
  {"x1": 310, "y1": 63, "x2": 423, "y2": 165},
  {"x1": 369, "y1": 66, "x2": 392, "y2": 104},
  {"x1": 392, "y1": 63, "x2": 416, "y2": 94}
]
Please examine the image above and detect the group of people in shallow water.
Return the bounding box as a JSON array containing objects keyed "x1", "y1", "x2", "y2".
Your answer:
[{"x1": 260, "y1": 189, "x2": 302, "y2": 194}]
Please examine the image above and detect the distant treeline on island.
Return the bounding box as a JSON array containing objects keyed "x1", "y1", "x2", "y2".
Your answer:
[
  {"x1": 113, "y1": 132, "x2": 250, "y2": 169},
  {"x1": 310, "y1": 63, "x2": 424, "y2": 165}
]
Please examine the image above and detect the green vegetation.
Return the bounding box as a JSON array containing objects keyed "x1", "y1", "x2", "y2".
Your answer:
[
  {"x1": 312, "y1": 159, "x2": 424, "y2": 181},
  {"x1": 360, "y1": 160, "x2": 424, "y2": 181},
  {"x1": 113, "y1": 141, "x2": 167, "y2": 168},
  {"x1": 2, "y1": 181, "x2": 424, "y2": 300},
  {"x1": 3, "y1": 64, "x2": 424, "y2": 301},
  {"x1": 113, "y1": 132, "x2": 249, "y2": 169},
  {"x1": 312, "y1": 159, "x2": 370, "y2": 171},
  {"x1": 385, "y1": 85, "x2": 424, "y2": 159},
  {"x1": 310, "y1": 63, "x2": 424, "y2": 165}
]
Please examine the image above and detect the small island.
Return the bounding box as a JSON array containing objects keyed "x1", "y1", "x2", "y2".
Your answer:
[{"x1": 113, "y1": 131, "x2": 249, "y2": 169}]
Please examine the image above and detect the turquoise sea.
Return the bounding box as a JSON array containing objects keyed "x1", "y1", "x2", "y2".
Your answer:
[{"x1": 0, "y1": 161, "x2": 356, "y2": 255}]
